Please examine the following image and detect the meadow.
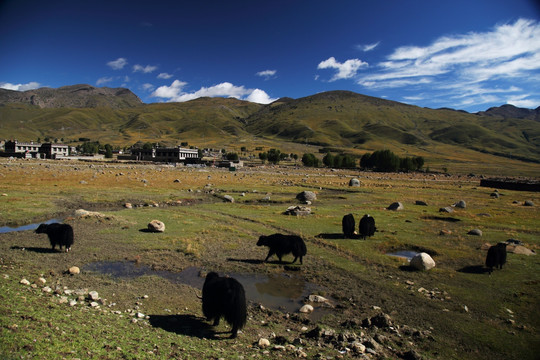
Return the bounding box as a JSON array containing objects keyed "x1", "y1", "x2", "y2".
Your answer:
[{"x1": 0, "y1": 158, "x2": 539, "y2": 359}]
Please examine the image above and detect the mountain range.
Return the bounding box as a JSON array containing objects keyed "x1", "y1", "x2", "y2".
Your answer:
[{"x1": 0, "y1": 84, "x2": 539, "y2": 173}]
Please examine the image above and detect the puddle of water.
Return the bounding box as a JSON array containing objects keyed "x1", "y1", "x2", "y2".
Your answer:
[
  {"x1": 0, "y1": 219, "x2": 63, "y2": 234},
  {"x1": 386, "y1": 250, "x2": 418, "y2": 261},
  {"x1": 83, "y1": 261, "x2": 326, "y2": 314}
]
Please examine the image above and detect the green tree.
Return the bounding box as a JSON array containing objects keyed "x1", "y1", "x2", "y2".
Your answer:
[
  {"x1": 259, "y1": 152, "x2": 268, "y2": 163},
  {"x1": 225, "y1": 152, "x2": 239, "y2": 161},
  {"x1": 104, "y1": 144, "x2": 113, "y2": 159},
  {"x1": 323, "y1": 152, "x2": 334, "y2": 167},
  {"x1": 302, "y1": 153, "x2": 320, "y2": 167},
  {"x1": 267, "y1": 148, "x2": 282, "y2": 164}
]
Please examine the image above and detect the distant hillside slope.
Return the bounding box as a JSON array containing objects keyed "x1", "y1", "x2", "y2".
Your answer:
[
  {"x1": 0, "y1": 84, "x2": 142, "y2": 109},
  {"x1": 477, "y1": 104, "x2": 540, "y2": 121},
  {"x1": 0, "y1": 87, "x2": 539, "y2": 170},
  {"x1": 245, "y1": 91, "x2": 540, "y2": 162}
]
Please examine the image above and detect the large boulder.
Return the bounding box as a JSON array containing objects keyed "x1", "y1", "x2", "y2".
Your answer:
[
  {"x1": 296, "y1": 191, "x2": 317, "y2": 203},
  {"x1": 454, "y1": 200, "x2": 466, "y2": 209},
  {"x1": 410, "y1": 252, "x2": 436, "y2": 271},
  {"x1": 387, "y1": 202, "x2": 404, "y2": 211},
  {"x1": 147, "y1": 220, "x2": 165, "y2": 232},
  {"x1": 348, "y1": 178, "x2": 361, "y2": 187},
  {"x1": 467, "y1": 229, "x2": 482, "y2": 236}
]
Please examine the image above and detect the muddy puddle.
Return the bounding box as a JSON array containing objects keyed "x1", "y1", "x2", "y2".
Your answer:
[
  {"x1": 83, "y1": 261, "x2": 330, "y2": 315},
  {"x1": 386, "y1": 250, "x2": 418, "y2": 261},
  {"x1": 0, "y1": 219, "x2": 63, "y2": 234}
]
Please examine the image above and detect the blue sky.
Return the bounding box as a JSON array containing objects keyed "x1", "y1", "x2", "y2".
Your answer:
[{"x1": 0, "y1": 0, "x2": 539, "y2": 112}]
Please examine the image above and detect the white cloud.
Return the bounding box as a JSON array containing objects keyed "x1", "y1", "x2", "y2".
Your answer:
[
  {"x1": 133, "y1": 64, "x2": 158, "y2": 73},
  {"x1": 317, "y1": 57, "x2": 368, "y2": 81},
  {"x1": 151, "y1": 80, "x2": 277, "y2": 104},
  {"x1": 506, "y1": 95, "x2": 539, "y2": 109},
  {"x1": 142, "y1": 83, "x2": 155, "y2": 92},
  {"x1": 96, "y1": 77, "x2": 114, "y2": 86},
  {"x1": 356, "y1": 42, "x2": 380, "y2": 52},
  {"x1": 157, "y1": 72, "x2": 173, "y2": 79},
  {"x1": 359, "y1": 18, "x2": 540, "y2": 87},
  {"x1": 256, "y1": 70, "x2": 277, "y2": 79},
  {"x1": 107, "y1": 58, "x2": 128, "y2": 70},
  {"x1": 0, "y1": 81, "x2": 40, "y2": 91}
]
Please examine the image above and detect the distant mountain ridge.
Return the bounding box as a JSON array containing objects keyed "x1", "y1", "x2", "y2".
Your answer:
[
  {"x1": 0, "y1": 84, "x2": 143, "y2": 109},
  {"x1": 477, "y1": 104, "x2": 540, "y2": 121},
  {"x1": 0, "y1": 85, "x2": 539, "y2": 171}
]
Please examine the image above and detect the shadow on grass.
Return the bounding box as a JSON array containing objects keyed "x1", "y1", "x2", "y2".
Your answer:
[
  {"x1": 316, "y1": 233, "x2": 355, "y2": 240},
  {"x1": 10, "y1": 246, "x2": 58, "y2": 253},
  {"x1": 138, "y1": 228, "x2": 162, "y2": 233},
  {"x1": 226, "y1": 258, "x2": 264, "y2": 265},
  {"x1": 398, "y1": 265, "x2": 417, "y2": 272},
  {"x1": 422, "y1": 216, "x2": 461, "y2": 222},
  {"x1": 148, "y1": 314, "x2": 216, "y2": 339},
  {"x1": 457, "y1": 265, "x2": 489, "y2": 274}
]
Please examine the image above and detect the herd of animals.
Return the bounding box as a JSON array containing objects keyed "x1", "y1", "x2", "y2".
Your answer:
[{"x1": 32, "y1": 209, "x2": 507, "y2": 338}]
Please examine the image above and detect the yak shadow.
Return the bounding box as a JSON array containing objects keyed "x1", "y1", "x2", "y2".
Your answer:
[
  {"x1": 422, "y1": 216, "x2": 461, "y2": 223},
  {"x1": 226, "y1": 258, "x2": 264, "y2": 265},
  {"x1": 316, "y1": 233, "x2": 358, "y2": 240},
  {"x1": 10, "y1": 246, "x2": 58, "y2": 253},
  {"x1": 148, "y1": 314, "x2": 217, "y2": 339},
  {"x1": 457, "y1": 265, "x2": 489, "y2": 274},
  {"x1": 138, "y1": 228, "x2": 161, "y2": 233}
]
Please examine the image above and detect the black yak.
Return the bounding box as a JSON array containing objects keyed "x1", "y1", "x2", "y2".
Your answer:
[
  {"x1": 359, "y1": 214, "x2": 376, "y2": 240},
  {"x1": 257, "y1": 233, "x2": 307, "y2": 264},
  {"x1": 342, "y1": 214, "x2": 355, "y2": 238},
  {"x1": 202, "y1": 272, "x2": 247, "y2": 338},
  {"x1": 35, "y1": 223, "x2": 74, "y2": 252},
  {"x1": 486, "y1": 242, "x2": 507, "y2": 274}
]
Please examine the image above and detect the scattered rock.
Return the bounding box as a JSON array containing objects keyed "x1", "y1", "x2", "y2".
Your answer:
[
  {"x1": 68, "y1": 266, "x2": 80, "y2": 275},
  {"x1": 173, "y1": 179, "x2": 181, "y2": 183},
  {"x1": 439, "y1": 229, "x2": 452, "y2": 236},
  {"x1": 296, "y1": 191, "x2": 316, "y2": 203},
  {"x1": 439, "y1": 206, "x2": 454, "y2": 213},
  {"x1": 348, "y1": 178, "x2": 360, "y2": 187},
  {"x1": 524, "y1": 200, "x2": 534, "y2": 207},
  {"x1": 42, "y1": 286, "x2": 52, "y2": 293},
  {"x1": 387, "y1": 202, "x2": 404, "y2": 211},
  {"x1": 467, "y1": 229, "x2": 482, "y2": 236},
  {"x1": 308, "y1": 295, "x2": 329, "y2": 303},
  {"x1": 410, "y1": 252, "x2": 436, "y2": 271},
  {"x1": 37, "y1": 277, "x2": 46, "y2": 284},
  {"x1": 124, "y1": 203, "x2": 133, "y2": 209},
  {"x1": 88, "y1": 291, "x2": 100, "y2": 301},
  {"x1": 147, "y1": 220, "x2": 165, "y2": 232},
  {"x1": 223, "y1": 195, "x2": 234, "y2": 203},
  {"x1": 453, "y1": 200, "x2": 466, "y2": 208},
  {"x1": 415, "y1": 200, "x2": 428, "y2": 206},
  {"x1": 507, "y1": 245, "x2": 536, "y2": 256},
  {"x1": 299, "y1": 304, "x2": 314, "y2": 313},
  {"x1": 284, "y1": 205, "x2": 311, "y2": 216},
  {"x1": 20, "y1": 278, "x2": 30, "y2": 285},
  {"x1": 258, "y1": 338, "x2": 270, "y2": 348},
  {"x1": 490, "y1": 192, "x2": 499, "y2": 198}
]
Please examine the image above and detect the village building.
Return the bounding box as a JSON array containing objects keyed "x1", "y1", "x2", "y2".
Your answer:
[
  {"x1": 2, "y1": 140, "x2": 70, "y2": 159},
  {"x1": 125, "y1": 146, "x2": 200, "y2": 163}
]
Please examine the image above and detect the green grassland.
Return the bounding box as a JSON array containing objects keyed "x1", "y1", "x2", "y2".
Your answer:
[{"x1": 0, "y1": 159, "x2": 539, "y2": 359}]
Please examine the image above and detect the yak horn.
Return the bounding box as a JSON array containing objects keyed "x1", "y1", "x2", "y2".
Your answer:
[{"x1": 193, "y1": 289, "x2": 203, "y2": 300}]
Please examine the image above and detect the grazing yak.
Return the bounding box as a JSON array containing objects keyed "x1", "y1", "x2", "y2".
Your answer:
[
  {"x1": 486, "y1": 242, "x2": 507, "y2": 274},
  {"x1": 35, "y1": 223, "x2": 74, "y2": 252},
  {"x1": 359, "y1": 214, "x2": 376, "y2": 240},
  {"x1": 257, "y1": 233, "x2": 307, "y2": 264},
  {"x1": 202, "y1": 272, "x2": 247, "y2": 338},
  {"x1": 342, "y1": 214, "x2": 356, "y2": 238}
]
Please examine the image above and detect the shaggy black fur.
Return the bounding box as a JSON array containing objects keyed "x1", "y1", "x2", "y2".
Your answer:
[
  {"x1": 257, "y1": 233, "x2": 307, "y2": 264},
  {"x1": 359, "y1": 214, "x2": 376, "y2": 240},
  {"x1": 342, "y1": 214, "x2": 355, "y2": 238},
  {"x1": 485, "y1": 242, "x2": 507, "y2": 274},
  {"x1": 202, "y1": 272, "x2": 247, "y2": 338},
  {"x1": 35, "y1": 223, "x2": 74, "y2": 252}
]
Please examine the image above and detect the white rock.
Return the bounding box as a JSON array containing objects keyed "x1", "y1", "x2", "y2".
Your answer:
[
  {"x1": 69, "y1": 300, "x2": 77, "y2": 307},
  {"x1": 258, "y1": 338, "x2": 270, "y2": 348},
  {"x1": 299, "y1": 304, "x2": 314, "y2": 313},
  {"x1": 308, "y1": 295, "x2": 328, "y2": 303},
  {"x1": 410, "y1": 252, "x2": 436, "y2": 271},
  {"x1": 37, "y1": 277, "x2": 47, "y2": 284},
  {"x1": 42, "y1": 286, "x2": 52, "y2": 293},
  {"x1": 137, "y1": 312, "x2": 145, "y2": 318},
  {"x1": 20, "y1": 278, "x2": 30, "y2": 285},
  {"x1": 89, "y1": 291, "x2": 99, "y2": 300},
  {"x1": 147, "y1": 220, "x2": 165, "y2": 232},
  {"x1": 69, "y1": 266, "x2": 80, "y2": 275},
  {"x1": 90, "y1": 302, "x2": 100, "y2": 308}
]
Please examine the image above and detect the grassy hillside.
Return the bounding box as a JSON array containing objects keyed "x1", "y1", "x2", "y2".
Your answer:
[{"x1": 1, "y1": 90, "x2": 539, "y2": 176}]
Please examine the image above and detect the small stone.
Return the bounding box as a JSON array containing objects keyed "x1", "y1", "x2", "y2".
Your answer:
[
  {"x1": 308, "y1": 295, "x2": 328, "y2": 303},
  {"x1": 258, "y1": 338, "x2": 270, "y2": 348},
  {"x1": 467, "y1": 229, "x2": 482, "y2": 236},
  {"x1": 90, "y1": 302, "x2": 99, "y2": 308},
  {"x1": 299, "y1": 304, "x2": 314, "y2": 313},
  {"x1": 42, "y1": 286, "x2": 52, "y2": 293},
  {"x1": 20, "y1": 278, "x2": 30, "y2": 285},
  {"x1": 454, "y1": 200, "x2": 466, "y2": 208},
  {"x1": 137, "y1": 312, "x2": 145, "y2": 318},
  {"x1": 348, "y1": 178, "x2": 360, "y2": 187},
  {"x1": 439, "y1": 206, "x2": 454, "y2": 213},
  {"x1": 124, "y1": 203, "x2": 133, "y2": 209},
  {"x1": 88, "y1": 291, "x2": 99, "y2": 301},
  {"x1": 69, "y1": 266, "x2": 80, "y2": 275},
  {"x1": 37, "y1": 277, "x2": 47, "y2": 284},
  {"x1": 69, "y1": 300, "x2": 77, "y2": 307},
  {"x1": 223, "y1": 195, "x2": 234, "y2": 203},
  {"x1": 58, "y1": 296, "x2": 68, "y2": 304}
]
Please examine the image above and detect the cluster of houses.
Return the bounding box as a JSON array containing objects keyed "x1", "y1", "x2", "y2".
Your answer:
[
  {"x1": 0, "y1": 140, "x2": 243, "y2": 167},
  {"x1": 1, "y1": 140, "x2": 71, "y2": 159}
]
